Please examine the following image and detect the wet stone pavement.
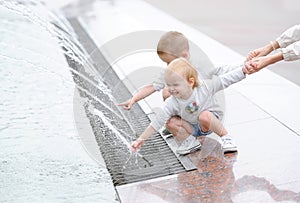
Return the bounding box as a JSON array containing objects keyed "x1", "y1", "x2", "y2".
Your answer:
[{"x1": 116, "y1": 136, "x2": 300, "y2": 203}]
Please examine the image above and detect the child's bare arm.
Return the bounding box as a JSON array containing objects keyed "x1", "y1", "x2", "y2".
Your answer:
[
  {"x1": 131, "y1": 125, "x2": 156, "y2": 152},
  {"x1": 118, "y1": 84, "x2": 156, "y2": 110}
]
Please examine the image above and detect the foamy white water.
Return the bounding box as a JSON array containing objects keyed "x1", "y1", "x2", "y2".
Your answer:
[{"x1": 0, "y1": 2, "x2": 117, "y2": 202}]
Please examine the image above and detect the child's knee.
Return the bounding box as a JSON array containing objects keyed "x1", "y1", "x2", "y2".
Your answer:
[
  {"x1": 199, "y1": 111, "x2": 212, "y2": 123},
  {"x1": 199, "y1": 111, "x2": 213, "y2": 130},
  {"x1": 166, "y1": 116, "x2": 181, "y2": 129}
]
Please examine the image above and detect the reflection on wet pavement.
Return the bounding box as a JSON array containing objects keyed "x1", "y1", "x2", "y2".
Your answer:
[{"x1": 118, "y1": 137, "x2": 300, "y2": 202}]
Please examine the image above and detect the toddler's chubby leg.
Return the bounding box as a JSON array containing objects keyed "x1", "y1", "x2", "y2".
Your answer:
[
  {"x1": 165, "y1": 116, "x2": 201, "y2": 155},
  {"x1": 199, "y1": 111, "x2": 227, "y2": 136},
  {"x1": 165, "y1": 116, "x2": 192, "y2": 142},
  {"x1": 199, "y1": 111, "x2": 237, "y2": 154}
]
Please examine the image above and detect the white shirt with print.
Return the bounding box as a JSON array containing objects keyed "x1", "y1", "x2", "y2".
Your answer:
[{"x1": 150, "y1": 67, "x2": 246, "y2": 131}]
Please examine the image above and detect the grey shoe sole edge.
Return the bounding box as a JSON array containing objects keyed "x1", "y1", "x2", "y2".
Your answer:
[{"x1": 176, "y1": 144, "x2": 202, "y2": 156}]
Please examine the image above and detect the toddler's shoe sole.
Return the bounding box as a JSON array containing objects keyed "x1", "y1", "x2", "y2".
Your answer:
[{"x1": 223, "y1": 147, "x2": 238, "y2": 154}]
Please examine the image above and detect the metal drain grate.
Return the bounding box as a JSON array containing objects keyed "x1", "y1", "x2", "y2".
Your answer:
[{"x1": 60, "y1": 17, "x2": 196, "y2": 186}]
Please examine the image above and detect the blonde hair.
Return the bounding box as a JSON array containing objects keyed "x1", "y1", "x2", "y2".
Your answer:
[
  {"x1": 157, "y1": 31, "x2": 189, "y2": 57},
  {"x1": 165, "y1": 58, "x2": 199, "y2": 89}
]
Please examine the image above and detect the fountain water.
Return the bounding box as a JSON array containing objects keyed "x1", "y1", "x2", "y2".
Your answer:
[
  {"x1": 0, "y1": 1, "x2": 200, "y2": 202},
  {"x1": 0, "y1": 1, "x2": 118, "y2": 202}
]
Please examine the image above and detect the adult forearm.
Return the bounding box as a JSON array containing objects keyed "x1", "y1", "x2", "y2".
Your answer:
[
  {"x1": 256, "y1": 52, "x2": 283, "y2": 70},
  {"x1": 271, "y1": 40, "x2": 280, "y2": 50},
  {"x1": 246, "y1": 41, "x2": 277, "y2": 61},
  {"x1": 247, "y1": 52, "x2": 284, "y2": 72},
  {"x1": 269, "y1": 52, "x2": 284, "y2": 64},
  {"x1": 259, "y1": 40, "x2": 280, "y2": 55}
]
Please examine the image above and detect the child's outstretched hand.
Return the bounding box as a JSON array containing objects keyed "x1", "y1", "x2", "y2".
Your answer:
[
  {"x1": 117, "y1": 99, "x2": 134, "y2": 110},
  {"x1": 131, "y1": 138, "x2": 145, "y2": 152}
]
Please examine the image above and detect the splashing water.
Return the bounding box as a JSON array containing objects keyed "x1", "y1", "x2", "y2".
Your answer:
[
  {"x1": 1, "y1": 0, "x2": 136, "y2": 134},
  {"x1": 0, "y1": 1, "x2": 119, "y2": 202},
  {"x1": 1, "y1": 0, "x2": 99, "y2": 77},
  {"x1": 92, "y1": 105, "x2": 151, "y2": 169},
  {"x1": 1, "y1": 0, "x2": 155, "y2": 194},
  {"x1": 92, "y1": 107, "x2": 133, "y2": 150}
]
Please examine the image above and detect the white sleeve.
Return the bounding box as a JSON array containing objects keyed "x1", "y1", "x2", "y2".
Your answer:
[
  {"x1": 152, "y1": 70, "x2": 165, "y2": 91},
  {"x1": 281, "y1": 41, "x2": 300, "y2": 61},
  {"x1": 276, "y1": 24, "x2": 300, "y2": 48},
  {"x1": 209, "y1": 62, "x2": 244, "y2": 77},
  {"x1": 205, "y1": 68, "x2": 246, "y2": 94},
  {"x1": 152, "y1": 82, "x2": 165, "y2": 91},
  {"x1": 219, "y1": 67, "x2": 246, "y2": 88},
  {"x1": 150, "y1": 98, "x2": 176, "y2": 131}
]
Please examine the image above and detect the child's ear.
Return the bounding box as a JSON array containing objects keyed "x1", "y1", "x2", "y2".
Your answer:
[
  {"x1": 182, "y1": 51, "x2": 190, "y2": 59},
  {"x1": 188, "y1": 77, "x2": 195, "y2": 87}
]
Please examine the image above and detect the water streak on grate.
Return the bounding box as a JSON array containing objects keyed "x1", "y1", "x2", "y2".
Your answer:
[{"x1": 59, "y1": 17, "x2": 196, "y2": 186}]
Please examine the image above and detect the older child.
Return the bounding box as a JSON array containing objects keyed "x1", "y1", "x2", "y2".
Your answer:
[{"x1": 131, "y1": 58, "x2": 247, "y2": 155}]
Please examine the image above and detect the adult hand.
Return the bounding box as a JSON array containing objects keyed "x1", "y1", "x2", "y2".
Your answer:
[
  {"x1": 248, "y1": 56, "x2": 272, "y2": 72},
  {"x1": 246, "y1": 43, "x2": 274, "y2": 61},
  {"x1": 244, "y1": 61, "x2": 259, "y2": 74}
]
